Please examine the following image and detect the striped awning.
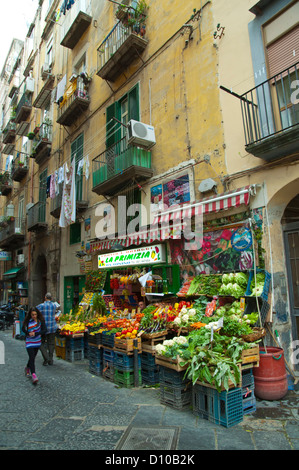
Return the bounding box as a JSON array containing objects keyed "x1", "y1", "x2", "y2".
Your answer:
[{"x1": 88, "y1": 185, "x2": 254, "y2": 253}]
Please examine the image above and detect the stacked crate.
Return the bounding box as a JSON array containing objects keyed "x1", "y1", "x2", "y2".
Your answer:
[
  {"x1": 113, "y1": 350, "x2": 142, "y2": 388},
  {"x1": 102, "y1": 347, "x2": 115, "y2": 382},
  {"x1": 88, "y1": 344, "x2": 103, "y2": 376},
  {"x1": 241, "y1": 368, "x2": 256, "y2": 415},
  {"x1": 192, "y1": 384, "x2": 244, "y2": 427},
  {"x1": 140, "y1": 351, "x2": 160, "y2": 385},
  {"x1": 65, "y1": 336, "x2": 85, "y2": 362},
  {"x1": 55, "y1": 335, "x2": 66, "y2": 360},
  {"x1": 159, "y1": 366, "x2": 192, "y2": 410}
]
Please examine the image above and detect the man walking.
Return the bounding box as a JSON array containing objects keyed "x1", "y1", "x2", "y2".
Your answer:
[{"x1": 37, "y1": 293, "x2": 57, "y2": 365}]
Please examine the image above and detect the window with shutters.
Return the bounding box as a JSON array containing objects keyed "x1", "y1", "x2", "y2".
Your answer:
[
  {"x1": 71, "y1": 133, "x2": 84, "y2": 201},
  {"x1": 70, "y1": 221, "x2": 81, "y2": 245}
]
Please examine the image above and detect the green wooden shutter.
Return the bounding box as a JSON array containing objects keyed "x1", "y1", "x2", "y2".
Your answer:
[
  {"x1": 128, "y1": 84, "x2": 140, "y2": 121},
  {"x1": 71, "y1": 133, "x2": 84, "y2": 201},
  {"x1": 106, "y1": 103, "x2": 117, "y2": 148}
]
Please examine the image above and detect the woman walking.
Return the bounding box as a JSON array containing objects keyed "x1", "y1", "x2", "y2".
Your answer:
[{"x1": 22, "y1": 307, "x2": 47, "y2": 384}]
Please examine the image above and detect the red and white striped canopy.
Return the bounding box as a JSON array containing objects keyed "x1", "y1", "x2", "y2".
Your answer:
[{"x1": 88, "y1": 186, "x2": 253, "y2": 253}]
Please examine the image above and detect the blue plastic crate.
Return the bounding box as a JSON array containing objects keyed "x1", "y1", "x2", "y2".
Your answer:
[
  {"x1": 243, "y1": 395, "x2": 256, "y2": 415},
  {"x1": 102, "y1": 331, "x2": 115, "y2": 347},
  {"x1": 159, "y1": 366, "x2": 189, "y2": 386},
  {"x1": 242, "y1": 368, "x2": 255, "y2": 388},
  {"x1": 103, "y1": 347, "x2": 114, "y2": 363},
  {"x1": 245, "y1": 269, "x2": 271, "y2": 301},
  {"x1": 160, "y1": 383, "x2": 192, "y2": 410},
  {"x1": 114, "y1": 350, "x2": 141, "y2": 371},
  {"x1": 89, "y1": 358, "x2": 103, "y2": 376},
  {"x1": 141, "y1": 365, "x2": 160, "y2": 385},
  {"x1": 66, "y1": 336, "x2": 84, "y2": 351},
  {"x1": 141, "y1": 352, "x2": 156, "y2": 368},
  {"x1": 88, "y1": 345, "x2": 103, "y2": 361},
  {"x1": 192, "y1": 384, "x2": 243, "y2": 428},
  {"x1": 65, "y1": 348, "x2": 84, "y2": 362}
]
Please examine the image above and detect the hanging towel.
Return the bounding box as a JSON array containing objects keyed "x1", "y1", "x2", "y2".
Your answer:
[
  {"x1": 59, "y1": 160, "x2": 76, "y2": 228},
  {"x1": 77, "y1": 158, "x2": 84, "y2": 175},
  {"x1": 58, "y1": 165, "x2": 65, "y2": 184},
  {"x1": 50, "y1": 174, "x2": 56, "y2": 199},
  {"x1": 85, "y1": 155, "x2": 90, "y2": 180},
  {"x1": 54, "y1": 170, "x2": 60, "y2": 196}
]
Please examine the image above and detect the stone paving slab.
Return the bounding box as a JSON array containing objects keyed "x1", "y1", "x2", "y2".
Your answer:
[{"x1": 1, "y1": 329, "x2": 298, "y2": 451}]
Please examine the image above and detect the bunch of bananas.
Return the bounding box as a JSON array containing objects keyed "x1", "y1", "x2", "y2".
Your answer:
[{"x1": 60, "y1": 321, "x2": 86, "y2": 335}]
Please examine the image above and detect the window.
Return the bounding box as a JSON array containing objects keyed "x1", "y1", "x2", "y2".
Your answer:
[
  {"x1": 71, "y1": 133, "x2": 84, "y2": 201},
  {"x1": 46, "y1": 35, "x2": 54, "y2": 67},
  {"x1": 106, "y1": 83, "x2": 140, "y2": 148},
  {"x1": 70, "y1": 222, "x2": 81, "y2": 245}
]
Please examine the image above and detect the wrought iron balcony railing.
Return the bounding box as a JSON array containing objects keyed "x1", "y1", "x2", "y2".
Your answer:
[
  {"x1": 11, "y1": 152, "x2": 29, "y2": 182},
  {"x1": 96, "y1": 21, "x2": 148, "y2": 82},
  {"x1": 240, "y1": 62, "x2": 299, "y2": 161},
  {"x1": 27, "y1": 201, "x2": 47, "y2": 232},
  {"x1": 92, "y1": 136, "x2": 153, "y2": 196},
  {"x1": 0, "y1": 217, "x2": 25, "y2": 248},
  {"x1": 14, "y1": 92, "x2": 32, "y2": 124},
  {"x1": 56, "y1": 76, "x2": 90, "y2": 126}
]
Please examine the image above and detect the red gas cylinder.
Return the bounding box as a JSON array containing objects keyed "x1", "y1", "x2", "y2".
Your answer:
[{"x1": 253, "y1": 347, "x2": 288, "y2": 400}]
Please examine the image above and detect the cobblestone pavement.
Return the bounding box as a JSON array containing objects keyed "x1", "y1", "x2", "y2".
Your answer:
[{"x1": 0, "y1": 328, "x2": 298, "y2": 452}]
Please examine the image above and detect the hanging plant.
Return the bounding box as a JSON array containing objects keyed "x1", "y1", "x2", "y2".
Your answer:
[{"x1": 27, "y1": 132, "x2": 35, "y2": 140}]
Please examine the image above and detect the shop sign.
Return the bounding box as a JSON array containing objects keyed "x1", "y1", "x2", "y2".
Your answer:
[
  {"x1": 98, "y1": 244, "x2": 165, "y2": 269},
  {"x1": 0, "y1": 251, "x2": 11, "y2": 261}
]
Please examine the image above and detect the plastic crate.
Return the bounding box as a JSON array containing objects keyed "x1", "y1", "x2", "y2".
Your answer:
[
  {"x1": 114, "y1": 350, "x2": 141, "y2": 371},
  {"x1": 114, "y1": 368, "x2": 142, "y2": 388},
  {"x1": 243, "y1": 395, "x2": 256, "y2": 415},
  {"x1": 55, "y1": 336, "x2": 66, "y2": 348},
  {"x1": 66, "y1": 336, "x2": 84, "y2": 351},
  {"x1": 102, "y1": 362, "x2": 114, "y2": 382},
  {"x1": 244, "y1": 297, "x2": 270, "y2": 326},
  {"x1": 245, "y1": 269, "x2": 271, "y2": 301},
  {"x1": 141, "y1": 351, "x2": 156, "y2": 368},
  {"x1": 65, "y1": 349, "x2": 84, "y2": 362},
  {"x1": 103, "y1": 347, "x2": 114, "y2": 364},
  {"x1": 88, "y1": 332, "x2": 102, "y2": 345},
  {"x1": 102, "y1": 331, "x2": 115, "y2": 348},
  {"x1": 160, "y1": 383, "x2": 192, "y2": 410},
  {"x1": 141, "y1": 365, "x2": 160, "y2": 385},
  {"x1": 159, "y1": 366, "x2": 189, "y2": 386},
  {"x1": 88, "y1": 345, "x2": 103, "y2": 361},
  {"x1": 89, "y1": 358, "x2": 103, "y2": 376},
  {"x1": 192, "y1": 384, "x2": 243, "y2": 428},
  {"x1": 242, "y1": 368, "x2": 255, "y2": 388}
]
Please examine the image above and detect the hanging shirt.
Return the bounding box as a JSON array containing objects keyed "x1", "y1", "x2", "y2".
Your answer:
[
  {"x1": 59, "y1": 159, "x2": 76, "y2": 228},
  {"x1": 50, "y1": 174, "x2": 56, "y2": 199}
]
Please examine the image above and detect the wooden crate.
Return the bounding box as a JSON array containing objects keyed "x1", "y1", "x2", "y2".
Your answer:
[
  {"x1": 142, "y1": 335, "x2": 167, "y2": 354},
  {"x1": 155, "y1": 354, "x2": 187, "y2": 372},
  {"x1": 114, "y1": 337, "x2": 142, "y2": 355},
  {"x1": 241, "y1": 346, "x2": 259, "y2": 366}
]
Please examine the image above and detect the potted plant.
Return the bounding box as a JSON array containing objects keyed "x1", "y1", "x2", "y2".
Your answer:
[{"x1": 27, "y1": 132, "x2": 35, "y2": 140}]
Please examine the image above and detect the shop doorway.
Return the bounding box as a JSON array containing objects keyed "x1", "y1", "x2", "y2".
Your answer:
[
  {"x1": 63, "y1": 275, "x2": 85, "y2": 314},
  {"x1": 33, "y1": 254, "x2": 47, "y2": 306},
  {"x1": 282, "y1": 195, "x2": 299, "y2": 364}
]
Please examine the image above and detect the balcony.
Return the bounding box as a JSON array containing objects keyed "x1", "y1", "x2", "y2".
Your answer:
[
  {"x1": 60, "y1": 0, "x2": 92, "y2": 49},
  {"x1": 31, "y1": 122, "x2": 52, "y2": 165},
  {"x1": 50, "y1": 173, "x2": 88, "y2": 218},
  {"x1": 2, "y1": 143, "x2": 15, "y2": 155},
  {"x1": 92, "y1": 137, "x2": 153, "y2": 196},
  {"x1": 27, "y1": 201, "x2": 47, "y2": 232},
  {"x1": 96, "y1": 21, "x2": 148, "y2": 82},
  {"x1": 33, "y1": 74, "x2": 55, "y2": 109},
  {"x1": 11, "y1": 153, "x2": 29, "y2": 182},
  {"x1": 14, "y1": 92, "x2": 32, "y2": 124},
  {"x1": 56, "y1": 76, "x2": 90, "y2": 126},
  {"x1": 2, "y1": 120, "x2": 16, "y2": 144},
  {"x1": 240, "y1": 62, "x2": 299, "y2": 161},
  {"x1": 0, "y1": 173, "x2": 13, "y2": 196},
  {"x1": 0, "y1": 217, "x2": 25, "y2": 249}
]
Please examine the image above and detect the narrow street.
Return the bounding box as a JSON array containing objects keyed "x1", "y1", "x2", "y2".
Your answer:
[{"x1": 0, "y1": 328, "x2": 298, "y2": 453}]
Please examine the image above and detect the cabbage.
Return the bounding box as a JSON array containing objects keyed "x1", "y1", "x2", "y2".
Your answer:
[
  {"x1": 222, "y1": 273, "x2": 230, "y2": 284},
  {"x1": 235, "y1": 272, "x2": 248, "y2": 288}
]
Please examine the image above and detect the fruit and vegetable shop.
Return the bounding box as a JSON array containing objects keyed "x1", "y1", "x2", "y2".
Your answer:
[{"x1": 54, "y1": 186, "x2": 292, "y2": 428}]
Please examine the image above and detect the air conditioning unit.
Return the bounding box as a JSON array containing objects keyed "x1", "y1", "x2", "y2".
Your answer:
[
  {"x1": 127, "y1": 120, "x2": 156, "y2": 149},
  {"x1": 25, "y1": 77, "x2": 35, "y2": 94},
  {"x1": 17, "y1": 254, "x2": 25, "y2": 265},
  {"x1": 41, "y1": 62, "x2": 51, "y2": 80}
]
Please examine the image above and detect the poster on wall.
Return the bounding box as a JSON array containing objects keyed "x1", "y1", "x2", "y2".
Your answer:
[{"x1": 151, "y1": 174, "x2": 190, "y2": 212}]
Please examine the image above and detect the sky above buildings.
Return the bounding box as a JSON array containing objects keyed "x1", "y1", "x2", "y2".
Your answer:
[{"x1": 0, "y1": 0, "x2": 39, "y2": 72}]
